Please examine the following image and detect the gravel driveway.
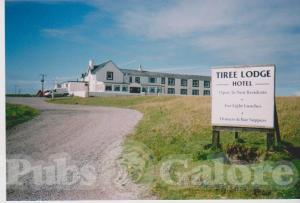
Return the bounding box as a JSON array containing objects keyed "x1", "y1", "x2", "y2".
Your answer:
[{"x1": 6, "y1": 97, "x2": 151, "y2": 200}]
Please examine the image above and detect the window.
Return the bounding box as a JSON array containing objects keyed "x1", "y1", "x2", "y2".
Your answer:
[
  {"x1": 192, "y1": 80, "x2": 199, "y2": 87},
  {"x1": 149, "y1": 87, "x2": 156, "y2": 93},
  {"x1": 106, "y1": 71, "x2": 113, "y2": 80},
  {"x1": 180, "y1": 89, "x2": 187, "y2": 95},
  {"x1": 105, "y1": 85, "x2": 112, "y2": 91},
  {"x1": 157, "y1": 88, "x2": 162, "y2": 93},
  {"x1": 129, "y1": 76, "x2": 132, "y2": 83},
  {"x1": 114, "y1": 85, "x2": 120, "y2": 91},
  {"x1": 168, "y1": 78, "x2": 175, "y2": 86},
  {"x1": 130, "y1": 87, "x2": 141, "y2": 93},
  {"x1": 204, "y1": 90, "x2": 210, "y2": 95},
  {"x1": 181, "y1": 79, "x2": 187, "y2": 86},
  {"x1": 204, "y1": 80, "x2": 210, "y2": 88},
  {"x1": 142, "y1": 87, "x2": 147, "y2": 93},
  {"x1": 135, "y1": 77, "x2": 140, "y2": 83},
  {"x1": 122, "y1": 86, "x2": 128, "y2": 92},
  {"x1": 149, "y1": 77, "x2": 156, "y2": 83},
  {"x1": 168, "y1": 88, "x2": 175, "y2": 94},
  {"x1": 161, "y1": 77, "x2": 165, "y2": 84},
  {"x1": 192, "y1": 90, "x2": 199, "y2": 95}
]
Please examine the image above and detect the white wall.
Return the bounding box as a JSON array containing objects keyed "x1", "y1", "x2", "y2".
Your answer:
[
  {"x1": 95, "y1": 62, "x2": 124, "y2": 83},
  {"x1": 73, "y1": 91, "x2": 88, "y2": 98},
  {"x1": 68, "y1": 82, "x2": 89, "y2": 98}
]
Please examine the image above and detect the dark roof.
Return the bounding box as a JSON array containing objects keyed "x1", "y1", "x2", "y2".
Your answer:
[
  {"x1": 91, "y1": 60, "x2": 113, "y2": 74},
  {"x1": 120, "y1": 68, "x2": 211, "y2": 81},
  {"x1": 90, "y1": 60, "x2": 210, "y2": 80}
]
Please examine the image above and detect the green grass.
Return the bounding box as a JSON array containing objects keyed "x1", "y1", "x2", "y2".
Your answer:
[
  {"x1": 48, "y1": 95, "x2": 176, "y2": 108},
  {"x1": 49, "y1": 96, "x2": 300, "y2": 199},
  {"x1": 6, "y1": 103, "x2": 40, "y2": 129}
]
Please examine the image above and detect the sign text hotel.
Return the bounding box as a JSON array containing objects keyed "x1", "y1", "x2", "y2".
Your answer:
[{"x1": 211, "y1": 65, "x2": 275, "y2": 128}]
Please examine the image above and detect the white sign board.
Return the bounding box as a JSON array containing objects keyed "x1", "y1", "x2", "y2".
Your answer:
[{"x1": 211, "y1": 65, "x2": 275, "y2": 128}]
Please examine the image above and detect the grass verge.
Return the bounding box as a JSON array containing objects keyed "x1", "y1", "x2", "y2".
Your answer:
[
  {"x1": 49, "y1": 96, "x2": 300, "y2": 199},
  {"x1": 6, "y1": 103, "x2": 40, "y2": 129}
]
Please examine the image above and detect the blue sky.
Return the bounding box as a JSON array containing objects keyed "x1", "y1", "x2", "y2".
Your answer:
[{"x1": 5, "y1": 0, "x2": 300, "y2": 95}]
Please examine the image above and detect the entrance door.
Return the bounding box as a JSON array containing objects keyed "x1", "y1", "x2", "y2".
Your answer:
[{"x1": 130, "y1": 87, "x2": 141, "y2": 93}]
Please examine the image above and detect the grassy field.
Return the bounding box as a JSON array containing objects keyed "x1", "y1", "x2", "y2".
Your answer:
[
  {"x1": 6, "y1": 103, "x2": 40, "y2": 129},
  {"x1": 49, "y1": 96, "x2": 300, "y2": 199}
]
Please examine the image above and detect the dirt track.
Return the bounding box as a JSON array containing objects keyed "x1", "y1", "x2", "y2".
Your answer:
[{"x1": 6, "y1": 97, "x2": 151, "y2": 200}]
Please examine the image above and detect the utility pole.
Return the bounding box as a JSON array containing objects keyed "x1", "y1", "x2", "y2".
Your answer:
[
  {"x1": 40, "y1": 74, "x2": 46, "y2": 96},
  {"x1": 52, "y1": 78, "x2": 57, "y2": 100}
]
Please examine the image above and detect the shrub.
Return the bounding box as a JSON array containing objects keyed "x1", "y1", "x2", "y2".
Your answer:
[{"x1": 225, "y1": 143, "x2": 265, "y2": 163}]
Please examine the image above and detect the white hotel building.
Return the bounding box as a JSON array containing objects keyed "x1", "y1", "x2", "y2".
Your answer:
[{"x1": 56, "y1": 60, "x2": 211, "y2": 97}]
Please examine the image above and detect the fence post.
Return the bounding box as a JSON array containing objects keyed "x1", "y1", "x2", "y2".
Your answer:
[
  {"x1": 212, "y1": 130, "x2": 220, "y2": 147},
  {"x1": 266, "y1": 132, "x2": 275, "y2": 150},
  {"x1": 235, "y1": 131, "x2": 239, "y2": 141}
]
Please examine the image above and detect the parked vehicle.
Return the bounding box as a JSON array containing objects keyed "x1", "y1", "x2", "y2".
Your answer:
[{"x1": 44, "y1": 89, "x2": 69, "y2": 98}]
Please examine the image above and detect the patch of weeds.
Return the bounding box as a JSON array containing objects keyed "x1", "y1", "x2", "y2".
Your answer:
[
  {"x1": 235, "y1": 138, "x2": 245, "y2": 143},
  {"x1": 225, "y1": 143, "x2": 265, "y2": 163},
  {"x1": 193, "y1": 145, "x2": 224, "y2": 161},
  {"x1": 6, "y1": 103, "x2": 40, "y2": 129}
]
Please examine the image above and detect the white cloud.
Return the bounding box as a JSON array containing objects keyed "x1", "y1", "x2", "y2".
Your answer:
[
  {"x1": 33, "y1": 1, "x2": 300, "y2": 66},
  {"x1": 119, "y1": 60, "x2": 137, "y2": 67},
  {"x1": 118, "y1": 0, "x2": 300, "y2": 39},
  {"x1": 293, "y1": 91, "x2": 300, "y2": 96},
  {"x1": 119, "y1": 0, "x2": 241, "y2": 39},
  {"x1": 194, "y1": 31, "x2": 300, "y2": 63},
  {"x1": 41, "y1": 26, "x2": 91, "y2": 43},
  {"x1": 116, "y1": 0, "x2": 300, "y2": 63},
  {"x1": 41, "y1": 29, "x2": 69, "y2": 38},
  {"x1": 39, "y1": 0, "x2": 300, "y2": 63}
]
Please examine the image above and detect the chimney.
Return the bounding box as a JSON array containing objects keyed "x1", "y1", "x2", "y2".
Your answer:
[
  {"x1": 138, "y1": 64, "x2": 143, "y2": 71},
  {"x1": 88, "y1": 59, "x2": 94, "y2": 69}
]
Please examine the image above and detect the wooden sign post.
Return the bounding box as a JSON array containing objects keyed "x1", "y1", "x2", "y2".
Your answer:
[{"x1": 211, "y1": 65, "x2": 280, "y2": 150}]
